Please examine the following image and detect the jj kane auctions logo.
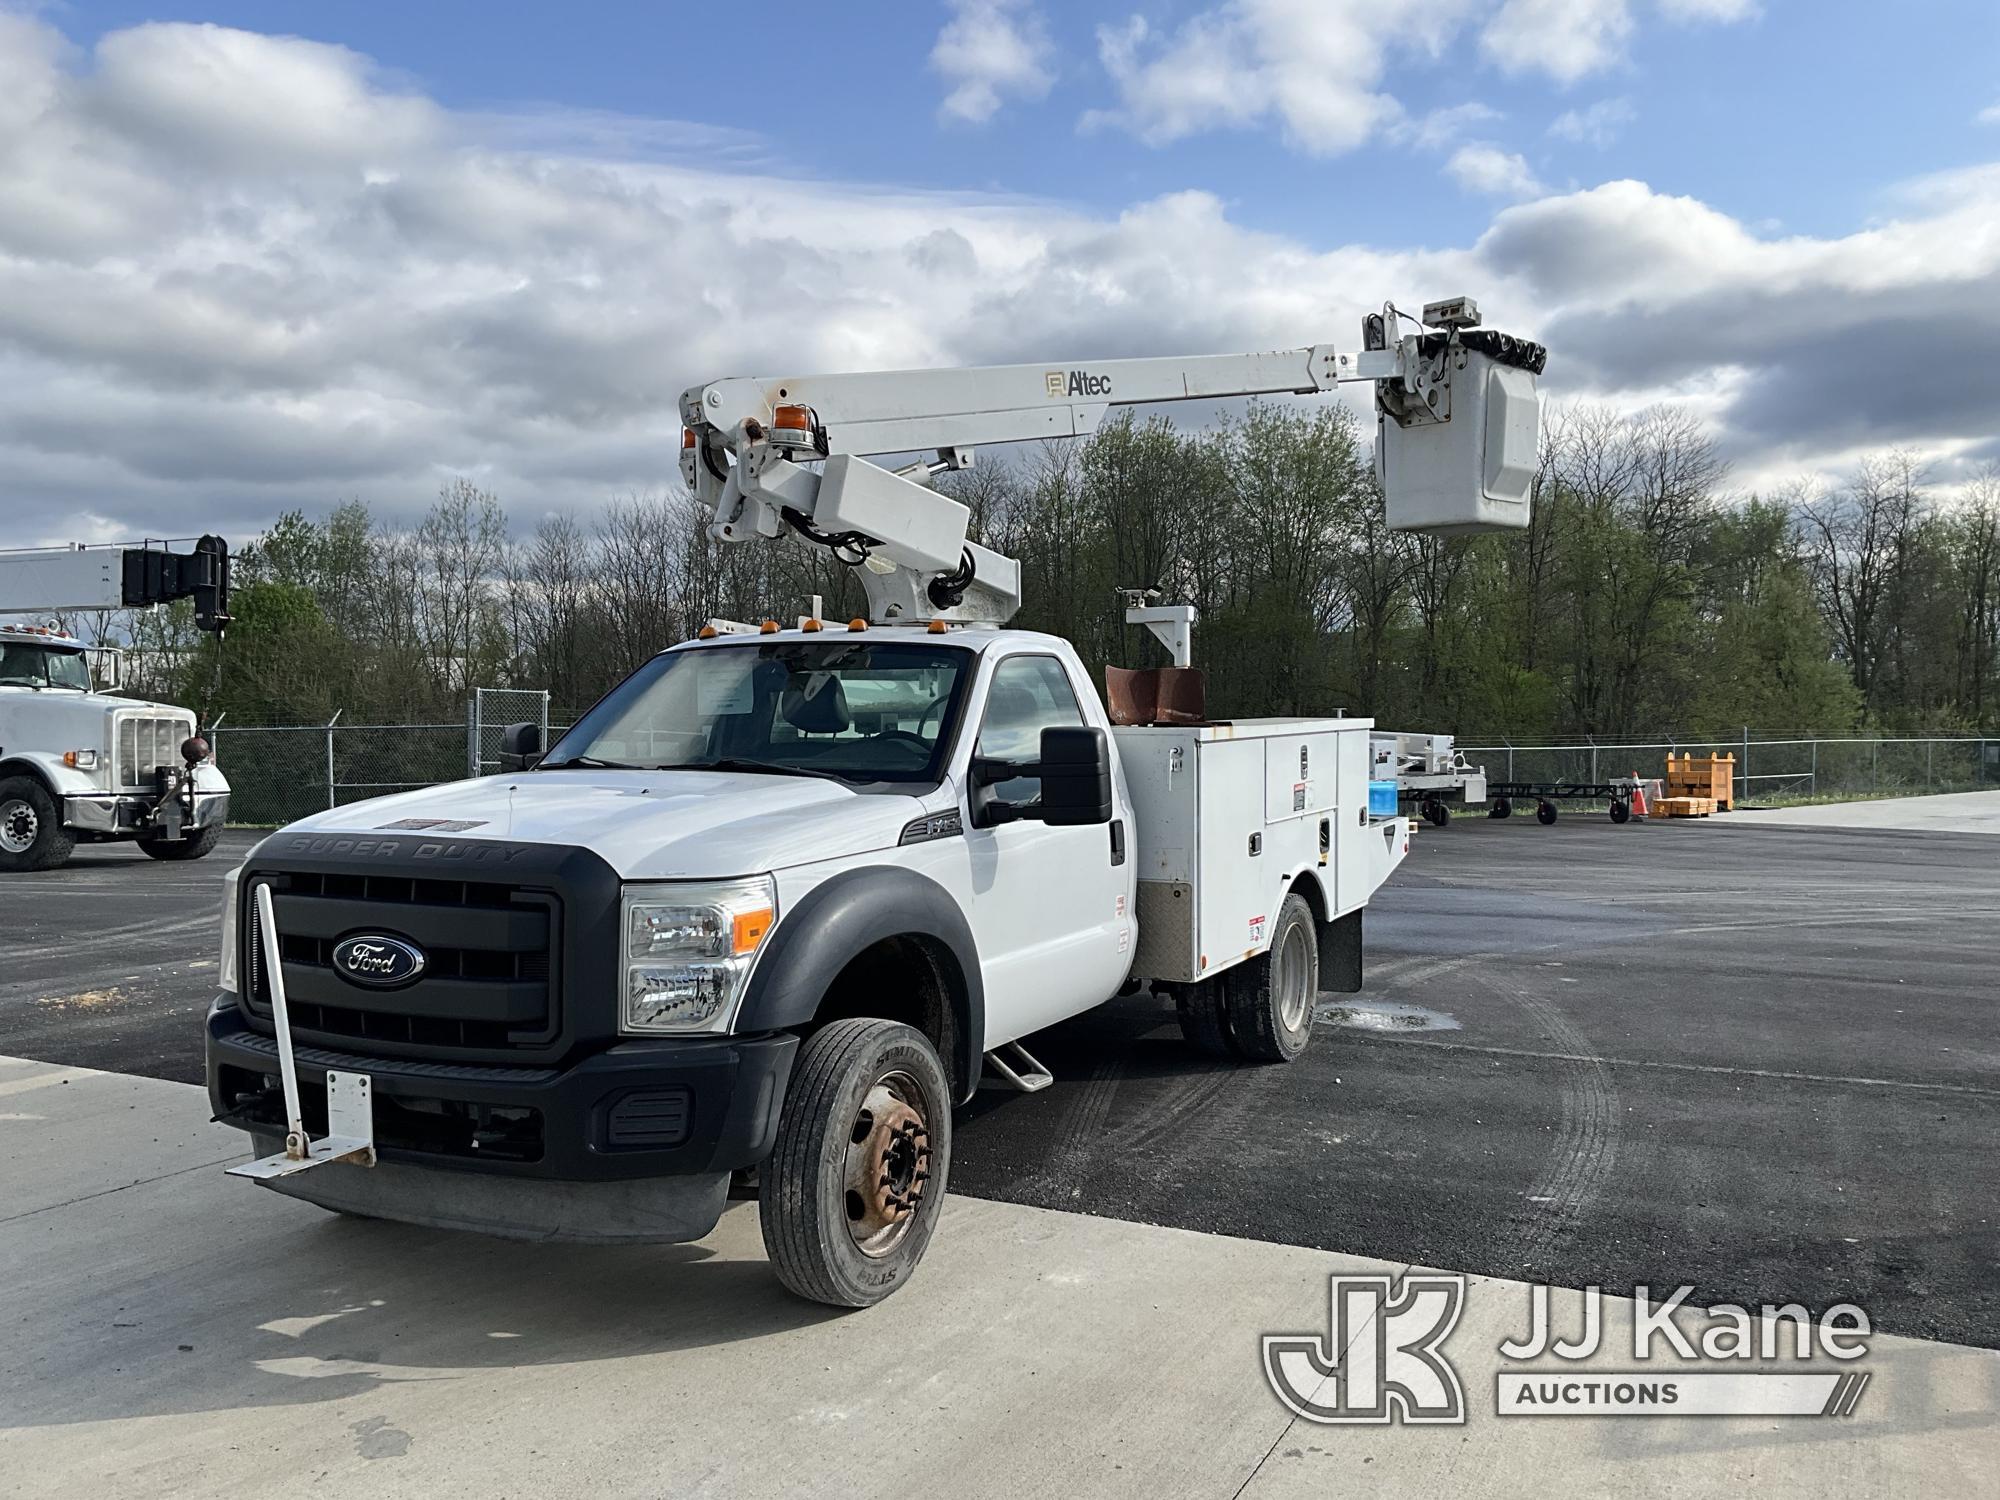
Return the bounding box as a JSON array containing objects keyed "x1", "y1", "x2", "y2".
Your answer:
[{"x1": 1264, "y1": 1277, "x2": 1873, "y2": 1424}]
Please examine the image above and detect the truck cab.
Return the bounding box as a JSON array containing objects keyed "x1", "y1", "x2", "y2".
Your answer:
[{"x1": 0, "y1": 622, "x2": 229, "y2": 871}]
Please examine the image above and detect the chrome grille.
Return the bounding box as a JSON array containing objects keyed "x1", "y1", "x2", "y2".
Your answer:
[{"x1": 118, "y1": 714, "x2": 191, "y2": 787}]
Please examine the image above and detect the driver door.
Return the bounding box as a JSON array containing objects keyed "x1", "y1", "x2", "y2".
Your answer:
[{"x1": 958, "y1": 652, "x2": 1133, "y2": 1044}]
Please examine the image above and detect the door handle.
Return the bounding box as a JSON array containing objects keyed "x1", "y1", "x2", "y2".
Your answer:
[{"x1": 1109, "y1": 819, "x2": 1126, "y2": 866}]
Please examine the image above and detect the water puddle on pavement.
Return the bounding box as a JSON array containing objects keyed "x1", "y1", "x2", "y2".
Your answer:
[{"x1": 1313, "y1": 998, "x2": 1462, "y2": 1032}]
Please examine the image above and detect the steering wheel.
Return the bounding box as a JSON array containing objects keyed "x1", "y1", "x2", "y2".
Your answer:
[
  {"x1": 916, "y1": 695, "x2": 950, "y2": 738},
  {"x1": 873, "y1": 729, "x2": 934, "y2": 755}
]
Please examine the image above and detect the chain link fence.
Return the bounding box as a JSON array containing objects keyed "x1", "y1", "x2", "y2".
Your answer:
[
  {"x1": 1458, "y1": 736, "x2": 2000, "y2": 804},
  {"x1": 207, "y1": 709, "x2": 1998, "y2": 826},
  {"x1": 210, "y1": 689, "x2": 561, "y2": 826},
  {"x1": 468, "y1": 688, "x2": 551, "y2": 779}
]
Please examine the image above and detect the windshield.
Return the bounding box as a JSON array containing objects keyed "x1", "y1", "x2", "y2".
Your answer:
[
  {"x1": 0, "y1": 644, "x2": 91, "y2": 690},
  {"x1": 545, "y1": 640, "x2": 974, "y2": 784}
]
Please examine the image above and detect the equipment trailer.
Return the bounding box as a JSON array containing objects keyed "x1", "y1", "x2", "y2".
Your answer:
[
  {"x1": 1371, "y1": 731, "x2": 1488, "y2": 826},
  {"x1": 206, "y1": 298, "x2": 1546, "y2": 1305},
  {"x1": 1484, "y1": 778, "x2": 1647, "y2": 824}
]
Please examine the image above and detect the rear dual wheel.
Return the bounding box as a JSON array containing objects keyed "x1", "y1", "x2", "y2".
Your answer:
[{"x1": 1174, "y1": 892, "x2": 1318, "y2": 1064}]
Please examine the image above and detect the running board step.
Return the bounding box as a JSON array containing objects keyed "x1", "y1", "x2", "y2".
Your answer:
[{"x1": 984, "y1": 1041, "x2": 1053, "y2": 1093}]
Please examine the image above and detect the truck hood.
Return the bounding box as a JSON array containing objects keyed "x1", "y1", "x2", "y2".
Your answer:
[
  {"x1": 275, "y1": 770, "x2": 933, "y2": 880},
  {"x1": 0, "y1": 688, "x2": 190, "y2": 716}
]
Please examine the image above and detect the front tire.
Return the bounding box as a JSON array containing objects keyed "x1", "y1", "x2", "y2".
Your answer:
[
  {"x1": 761, "y1": 1018, "x2": 952, "y2": 1309},
  {"x1": 0, "y1": 776, "x2": 75, "y2": 872},
  {"x1": 139, "y1": 824, "x2": 223, "y2": 861},
  {"x1": 1223, "y1": 892, "x2": 1318, "y2": 1063}
]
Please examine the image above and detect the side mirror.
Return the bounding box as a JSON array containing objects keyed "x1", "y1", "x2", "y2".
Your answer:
[
  {"x1": 88, "y1": 647, "x2": 122, "y2": 692},
  {"x1": 1038, "y1": 726, "x2": 1113, "y2": 826},
  {"x1": 498, "y1": 721, "x2": 544, "y2": 772}
]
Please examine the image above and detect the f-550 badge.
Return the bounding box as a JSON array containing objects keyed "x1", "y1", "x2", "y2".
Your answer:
[{"x1": 1046, "y1": 370, "x2": 1112, "y2": 398}]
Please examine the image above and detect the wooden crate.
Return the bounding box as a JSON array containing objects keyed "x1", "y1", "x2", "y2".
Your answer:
[
  {"x1": 1665, "y1": 753, "x2": 1735, "y2": 811},
  {"x1": 1650, "y1": 795, "x2": 1716, "y2": 818}
]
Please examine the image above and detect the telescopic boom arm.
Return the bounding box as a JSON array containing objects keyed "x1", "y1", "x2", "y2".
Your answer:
[
  {"x1": 0, "y1": 535, "x2": 233, "y2": 634},
  {"x1": 679, "y1": 297, "x2": 1545, "y2": 626}
]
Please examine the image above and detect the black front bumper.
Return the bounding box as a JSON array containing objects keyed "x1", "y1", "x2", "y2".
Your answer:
[{"x1": 207, "y1": 999, "x2": 797, "y2": 1182}]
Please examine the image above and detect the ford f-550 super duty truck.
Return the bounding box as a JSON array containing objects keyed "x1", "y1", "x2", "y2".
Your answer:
[{"x1": 206, "y1": 299, "x2": 1545, "y2": 1306}]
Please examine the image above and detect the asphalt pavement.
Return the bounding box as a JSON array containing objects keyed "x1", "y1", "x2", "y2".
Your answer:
[{"x1": 3, "y1": 804, "x2": 1997, "y2": 1355}]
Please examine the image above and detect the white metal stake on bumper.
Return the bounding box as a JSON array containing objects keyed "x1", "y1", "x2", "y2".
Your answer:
[{"x1": 226, "y1": 882, "x2": 377, "y2": 1180}]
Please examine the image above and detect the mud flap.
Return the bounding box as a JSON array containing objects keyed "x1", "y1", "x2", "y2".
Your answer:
[{"x1": 1319, "y1": 908, "x2": 1363, "y2": 995}]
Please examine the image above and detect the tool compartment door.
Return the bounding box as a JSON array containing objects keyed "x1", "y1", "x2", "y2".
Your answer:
[
  {"x1": 1195, "y1": 737, "x2": 1272, "y2": 972},
  {"x1": 1263, "y1": 731, "x2": 1342, "y2": 824},
  {"x1": 1334, "y1": 727, "x2": 1377, "y2": 913}
]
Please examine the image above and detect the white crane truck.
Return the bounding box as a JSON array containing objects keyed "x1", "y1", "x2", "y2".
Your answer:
[
  {"x1": 0, "y1": 537, "x2": 232, "y2": 871},
  {"x1": 207, "y1": 300, "x2": 1545, "y2": 1306}
]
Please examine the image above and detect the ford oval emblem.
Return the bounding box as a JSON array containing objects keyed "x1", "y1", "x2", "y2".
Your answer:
[{"x1": 332, "y1": 934, "x2": 426, "y2": 988}]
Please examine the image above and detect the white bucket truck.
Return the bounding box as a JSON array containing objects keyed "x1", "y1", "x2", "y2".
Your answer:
[
  {"x1": 0, "y1": 537, "x2": 231, "y2": 870},
  {"x1": 207, "y1": 300, "x2": 1544, "y2": 1304}
]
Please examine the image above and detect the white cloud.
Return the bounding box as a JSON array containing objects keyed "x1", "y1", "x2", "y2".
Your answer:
[
  {"x1": 1092, "y1": 0, "x2": 1753, "y2": 150},
  {"x1": 1482, "y1": 0, "x2": 1634, "y2": 84},
  {"x1": 3, "y1": 13, "x2": 1997, "y2": 544},
  {"x1": 931, "y1": 0, "x2": 1054, "y2": 125},
  {"x1": 1087, "y1": 0, "x2": 1479, "y2": 155},
  {"x1": 1980, "y1": 102, "x2": 2000, "y2": 126},
  {"x1": 1481, "y1": 0, "x2": 1758, "y2": 84},
  {"x1": 1550, "y1": 97, "x2": 1635, "y2": 147},
  {"x1": 1398, "y1": 101, "x2": 1505, "y2": 152},
  {"x1": 1447, "y1": 143, "x2": 1547, "y2": 200},
  {"x1": 1657, "y1": 0, "x2": 1759, "y2": 20}
]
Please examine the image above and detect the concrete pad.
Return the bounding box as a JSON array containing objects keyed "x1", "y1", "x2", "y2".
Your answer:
[
  {"x1": 0, "y1": 1057, "x2": 236, "y2": 1218},
  {"x1": 1726, "y1": 789, "x2": 2000, "y2": 834},
  {"x1": 4, "y1": 1062, "x2": 1995, "y2": 1497}
]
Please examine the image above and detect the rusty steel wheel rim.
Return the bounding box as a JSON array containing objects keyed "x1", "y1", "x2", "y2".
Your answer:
[{"x1": 843, "y1": 1070, "x2": 933, "y2": 1258}]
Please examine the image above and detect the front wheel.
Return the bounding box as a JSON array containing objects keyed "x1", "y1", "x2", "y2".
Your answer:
[
  {"x1": 0, "y1": 776, "x2": 75, "y2": 872},
  {"x1": 139, "y1": 824, "x2": 224, "y2": 861},
  {"x1": 1223, "y1": 892, "x2": 1318, "y2": 1063},
  {"x1": 1489, "y1": 797, "x2": 1513, "y2": 819},
  {"x1": 761, "y1": 1018, "x2": 952, "y2": 1308}
]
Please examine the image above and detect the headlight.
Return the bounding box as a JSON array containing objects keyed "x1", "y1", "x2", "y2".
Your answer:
[
  {"x1": 621, "y1": 877, "x2": 776, "y2": 1034},
  {"x1": 218, "y1": 862, "x2": 245, "y2": 993},
  {"x1": 63, "y1": 749, "x2": 98, "y2": 770}
]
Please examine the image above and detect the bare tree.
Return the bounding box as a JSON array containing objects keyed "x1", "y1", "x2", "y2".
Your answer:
[{"x1": 1792, "y1": 450, "x2": 1928, "y2": 707}]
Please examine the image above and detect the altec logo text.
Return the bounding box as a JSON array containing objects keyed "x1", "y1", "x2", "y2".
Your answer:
[{"x1": 1045, "y1": 370, "x2": 1112, "y2": 398}]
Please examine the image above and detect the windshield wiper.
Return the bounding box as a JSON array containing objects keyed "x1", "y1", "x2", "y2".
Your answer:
[
  {"x1": 662, "y1": 757, "x2": 850, "y2": 781},
  {"x1": 538, "y1": 754, "x2": 645, "y2": 770}
]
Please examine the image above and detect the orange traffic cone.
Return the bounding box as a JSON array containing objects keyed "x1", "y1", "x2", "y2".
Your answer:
[{"x1": 1628, "y1": 773, "x2": 1648, "y2": 818}]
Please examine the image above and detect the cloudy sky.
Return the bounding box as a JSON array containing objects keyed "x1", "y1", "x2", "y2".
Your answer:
[{"x1": 6, "y1": 0, "x2": 1999, "y2": 546}]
